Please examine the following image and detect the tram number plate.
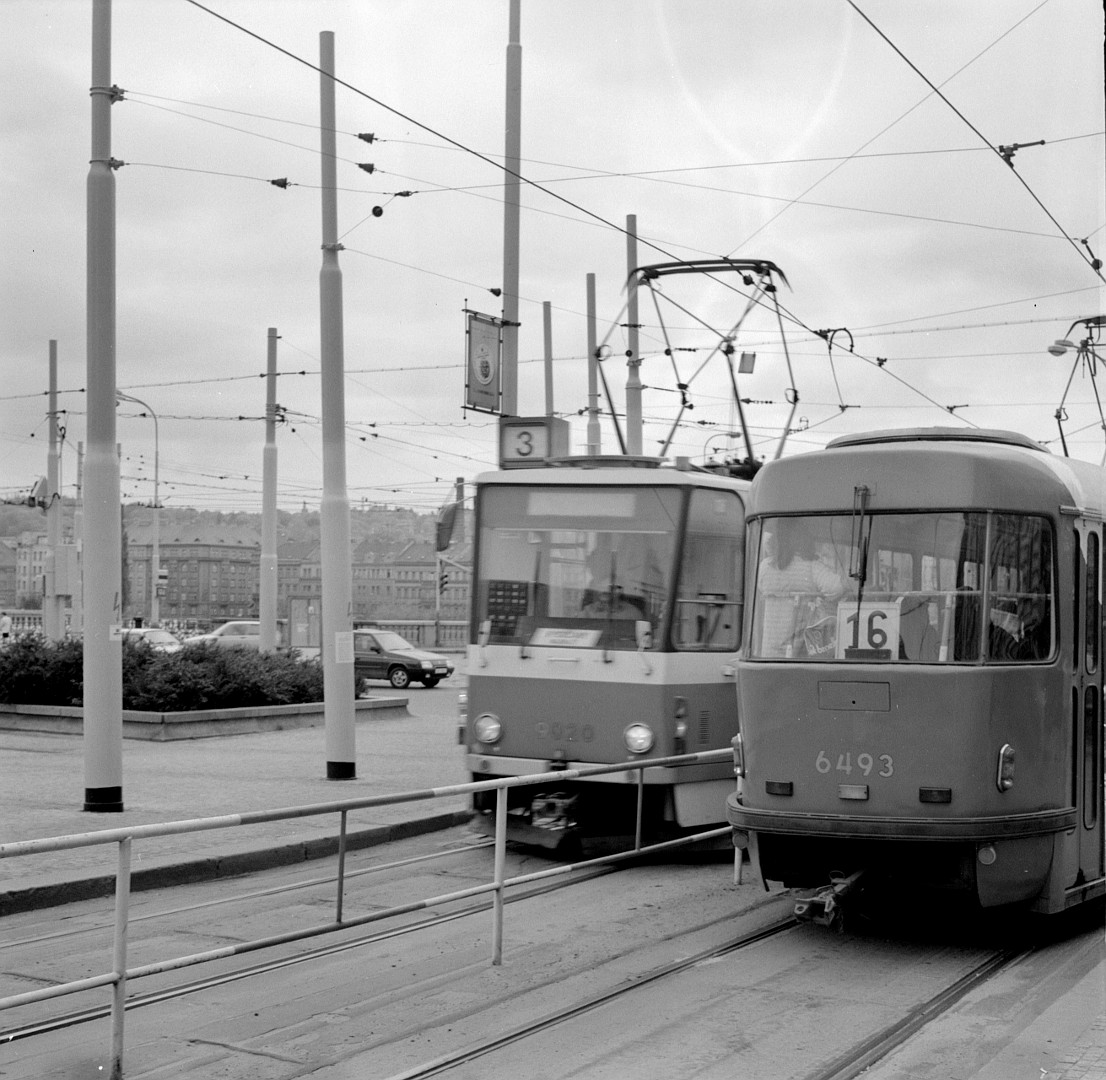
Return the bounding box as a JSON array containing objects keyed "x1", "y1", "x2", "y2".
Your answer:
[
  {"x1": 815, "y1": 750, "x2": 893, "y2": 777},
  {"x1": 835, "y1": 600, "x2": 900, "y2": 660},
  {"x1": 536, "y1": 722, "x2": 595, "y2": 744}
]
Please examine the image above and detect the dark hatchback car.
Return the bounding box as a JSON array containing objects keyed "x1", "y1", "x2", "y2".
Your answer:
[{"x1": 353, "y1": 628, "x2": 455, "y2": 690}]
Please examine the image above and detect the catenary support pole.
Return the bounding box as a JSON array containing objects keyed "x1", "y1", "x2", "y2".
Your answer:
[
  {"x1": 318, "y1": 32, "x2": 356, "y2": 779},
  {"x1": 84, "y1": 0, "x2": 124, "y2": 813},
  {"x1": 44, "y1": 340, "x2": 64, "y2": 640},
  {"x1": 543, "y1": 301, "x2": 554, "y2": 417},
  {"x1": 586, "y1": 274, "x2": 601, "y2": 455},
  {"x1": 625, "y1": 215, "x2": 643, "y2": 455},
  {"x1": 72, "y1": 442, "x2": 84, "y2": 634},
  {"x1": 259, "y1": 327, "x2": 279, "y2": 653},
  {"x1": 500, "y1": 0, "x2": 521, "y2": 416}
]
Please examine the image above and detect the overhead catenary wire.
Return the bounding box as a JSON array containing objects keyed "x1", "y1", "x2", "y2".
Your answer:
[{"x1": 846, "y1": 0, "x2": 1104, "y2": 281}]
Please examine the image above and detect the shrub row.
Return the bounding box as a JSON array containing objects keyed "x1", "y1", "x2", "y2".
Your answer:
[{"x1": 0, "y1": 637, "x2": 325, "y2": 712}]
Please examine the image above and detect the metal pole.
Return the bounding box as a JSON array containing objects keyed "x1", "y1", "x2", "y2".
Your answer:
[
  {"x1": 625, "y1": 216, "x2": 643, "y2": 455},
  {"x1": 335, "y1": 809, "x2": 347, "y2": 923},
  {"x1": 492, "y1": 785, "x2": 508, "y2": 965},
  {"x1": 108, "y1": 836, "x2": 131, "y2": 1080},
  {"x1": 84, "y1": 0, "x2": 124, "y2": 813},
  {"x1": 319, "y1": 32, "x2": 356, "y2": 779},
  {"x1": 116, "y1": 392, "x2": 158, "y2": 626},
  {"x1": 542, "y1": 301, "x2": 554, "y2": 417},
  {"x1": 259, "y1": 328, "x2": 279, "y2": 652},
  {"x1": 45, "y1": 341, "x2": 63, "y2": 640},
  {"x1": 150, "y1": 408, "x2": 159, "y2": 626},
  {"x1": 500, "y1": 0, "x2": 522, "y2": 417},
  {"x1": 72, "y1": 442, "x2": 84, "y2": 634},
  {"x1": 586, "y1": 274, "x2": 601, "y2": 455}
]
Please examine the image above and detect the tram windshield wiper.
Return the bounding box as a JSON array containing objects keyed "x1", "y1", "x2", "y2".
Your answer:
[{"x1": 849, "y1": 485, "x2": 871, "y2": 606}]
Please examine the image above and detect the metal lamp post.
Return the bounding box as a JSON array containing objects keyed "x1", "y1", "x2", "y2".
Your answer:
[{"x1": 116, "y1": 391, "x2": 159, "y2": 625}]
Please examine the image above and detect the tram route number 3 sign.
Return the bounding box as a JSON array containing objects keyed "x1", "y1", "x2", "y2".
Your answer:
[{"x1": 834, "y1": 598, "x2": 900, "y2": 661}]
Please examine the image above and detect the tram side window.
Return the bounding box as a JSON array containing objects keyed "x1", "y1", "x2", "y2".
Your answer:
[
  {"x1": 987, "y1": 514, "x2": 1053, "y2": 663},
  {"x1": 673, "y1": 489, "x2": 745, "y2": 651}
]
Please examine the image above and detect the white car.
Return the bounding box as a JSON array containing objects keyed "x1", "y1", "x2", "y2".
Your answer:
[
  {"x1": 122, "y1": 627, "x2": 182, "y2": 653},
  {"x1": 187, "y1": 621, "x2": 263, "y2": 650}
]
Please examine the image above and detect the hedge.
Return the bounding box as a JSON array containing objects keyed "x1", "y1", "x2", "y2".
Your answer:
[{"x1": 0, "y1": 637, "x2": 325, "y2": 712}]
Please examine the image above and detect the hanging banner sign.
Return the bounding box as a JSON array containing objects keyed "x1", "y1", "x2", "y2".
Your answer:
[{"x1": 465, "y1": 311, "x2": 502, "y2": 414}]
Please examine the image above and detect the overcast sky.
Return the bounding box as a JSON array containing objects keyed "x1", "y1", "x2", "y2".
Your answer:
[{"x1": 2, "y1": 0, "x2": 1103, "y2": 515}]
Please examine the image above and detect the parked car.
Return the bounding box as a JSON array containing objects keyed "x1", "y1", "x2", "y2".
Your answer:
[
  {"x1": 187, "y1": 620, "x2": 263, "y2": 650},
  {"x1": 353, "y1": 628, "x2": 454, "y2": 690},
  {"x1": 122, "y1": 627, "x2": 182, "y2": 653}
]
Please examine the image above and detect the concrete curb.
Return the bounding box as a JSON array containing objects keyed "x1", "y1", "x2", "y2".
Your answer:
[{"x1": 0, "y1": 810, "x2": 474, "y2": 917}]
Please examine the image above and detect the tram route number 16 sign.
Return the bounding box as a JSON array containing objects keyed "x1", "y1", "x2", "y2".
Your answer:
[{"x1": 835, "y1": 598, "x2": 901, "y2": 661}]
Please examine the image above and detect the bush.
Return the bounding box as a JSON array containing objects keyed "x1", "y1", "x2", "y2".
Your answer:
[{"x1": 0, "y1": 637, "x2": 325, "y2": 711}]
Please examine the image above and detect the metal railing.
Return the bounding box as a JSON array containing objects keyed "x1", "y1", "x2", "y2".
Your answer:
[{"x1": 0, "y1": 748, "x2": 733, "y2": 1080}]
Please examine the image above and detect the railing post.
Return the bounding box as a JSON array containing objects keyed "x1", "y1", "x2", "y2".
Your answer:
[
  {"x1": 491, "y1": 785, "x2": 507, "y2": 965},
  {"x1": 336, "y1": 809, "x2": 348, "y2": 923},
  {"x1": 109, "y1": 837, "x2": 132, "y2": 1080},
  {"x1": 634, "y1": 768, "x2": 645, "y2": 852}
]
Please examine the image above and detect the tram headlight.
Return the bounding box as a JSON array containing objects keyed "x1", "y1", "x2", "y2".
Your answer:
[
  {"x1": 624, "y1": 722, "x2": 655, "y2": 755},
  {"x1": 473, "y1": 712, "x2": 503, "y2": 745},
  {"x1": 996, "y1": 743, "x2": 1016, "y2": 792}
]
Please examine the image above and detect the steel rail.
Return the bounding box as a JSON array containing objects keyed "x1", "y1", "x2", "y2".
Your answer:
[
  {"x1": 808, "y1": 947, "x2": 1029, "y2": 1080},
  {"x1": 0, "y1": 859, "x2": 637, "y2": 1043},
  {"x1": 381, "y1": 912, "x2": 801, "y2": 1080},
  {"x1": 0, "y1": 839, "x2": 494, "y2": 953}
]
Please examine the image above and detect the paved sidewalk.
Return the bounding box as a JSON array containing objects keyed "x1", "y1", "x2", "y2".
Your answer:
[{"x1": 0, "y1": 693, "x2": 472, "y2": 914}]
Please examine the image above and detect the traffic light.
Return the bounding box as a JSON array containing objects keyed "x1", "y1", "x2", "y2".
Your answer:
[{"x1": 439, "y1": 571, "x2": 449, "y2": 594}]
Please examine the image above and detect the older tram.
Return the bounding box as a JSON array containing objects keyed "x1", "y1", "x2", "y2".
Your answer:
[
  {"x1": 727, "y1": 428, "x2": 1105, "y2": 917},
  {"x1": 461, "y1": 456, "x2": 748, "y2": 851}
]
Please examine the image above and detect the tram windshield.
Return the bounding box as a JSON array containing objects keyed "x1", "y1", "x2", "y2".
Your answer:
[
  {"x1": 475, "y1": 484, "x2": 745, "y2": 651},
  {"x1": 748, "y1": 512, "x2": 1053, "y2": 663}
]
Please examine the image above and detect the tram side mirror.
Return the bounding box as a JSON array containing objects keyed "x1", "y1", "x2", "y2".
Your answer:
[
  {"x1": 635, "y1": 620, "x2": 653, "y2": 650},
  {"x1": 478, "y1": 619, "x2": 491, "y2": 648}
]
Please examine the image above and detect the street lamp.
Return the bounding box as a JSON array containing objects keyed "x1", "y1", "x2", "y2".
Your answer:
[
  {"x1": 1046, "y1": 316, "x2": 1106, "y2": 459},
  {"x1": 116, "y1": 391, "x2": 160, "y2": 626}
]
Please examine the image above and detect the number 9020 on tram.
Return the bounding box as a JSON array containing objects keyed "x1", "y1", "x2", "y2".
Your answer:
[{"x1": 727, "y1": 428, "x2": 1105, "y2": 918}]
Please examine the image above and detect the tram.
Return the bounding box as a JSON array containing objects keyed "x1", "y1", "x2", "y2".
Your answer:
[
  {"x1": 727, "y1": 428, "x2": 1105, "y2": 918},
  {"x1": 461, "y1": 455, "x2": 749, "y2": 852}
]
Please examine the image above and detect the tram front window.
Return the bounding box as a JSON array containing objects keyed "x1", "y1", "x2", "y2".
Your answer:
[
  {"x1": 748, "y1": 511, "x2": 1053, "y2": 663},
  {"x1": 475, "y1": 486, "x2": 681, "y2": 649}
]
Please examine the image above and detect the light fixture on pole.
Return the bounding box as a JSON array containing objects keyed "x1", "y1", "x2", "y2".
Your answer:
[
  {"x1": 116, "y1": 391, "x2": 160, "y2": 625},
  {"x1": 1046, "y1": 316, "x2": 1106, "y2": 458}
]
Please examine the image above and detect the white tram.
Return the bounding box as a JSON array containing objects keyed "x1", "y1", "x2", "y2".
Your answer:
[{"x1": 461, "y1": 456, "x2": 749, "y2": 852}]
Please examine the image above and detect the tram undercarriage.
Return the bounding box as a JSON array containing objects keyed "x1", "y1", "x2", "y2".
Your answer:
[
  {"x1": 471, "y1": 780, "x2": 730, "y2": 856},
  {"x1": 733, "y1": 827, "x2": 1080, "y2": 919}
]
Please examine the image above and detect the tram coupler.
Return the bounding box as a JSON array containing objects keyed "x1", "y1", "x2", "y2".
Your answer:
[{"x1": 793, "y1": 870, "x2": 866, "y2": 929}]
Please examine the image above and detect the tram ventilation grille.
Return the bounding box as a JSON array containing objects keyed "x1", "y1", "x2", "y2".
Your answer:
[{"x1": 699, "y1": 710, "x2": 711, "y2": 745}]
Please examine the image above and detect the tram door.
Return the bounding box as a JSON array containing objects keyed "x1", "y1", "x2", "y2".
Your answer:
[{"x1": 1074, "y1": 521, "x2": 1104, "y2": 887}]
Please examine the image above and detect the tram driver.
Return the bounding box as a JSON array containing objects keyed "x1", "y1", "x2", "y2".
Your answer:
[{"x1": 580, "y1": 535, "x2": 648, "y2": 620}]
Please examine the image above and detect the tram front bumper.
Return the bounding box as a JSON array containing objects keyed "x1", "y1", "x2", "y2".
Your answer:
[{"x1": 725, "y1": 794, "x2": 1077, "y2": 842}]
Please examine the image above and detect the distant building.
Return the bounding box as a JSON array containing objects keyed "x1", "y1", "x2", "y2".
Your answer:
[
  {"x1": 7, "y1": 509, "x2": 472, "y2": 632},
  {"x1": 126, "y1": 521, "x2": 261, "y2": 627},
  {"x1": 14, "y1": 531, "x2": 47, "y2": 606},
  {"x1": 0, "y1": 539, "x2": 17, "y2": 608}
]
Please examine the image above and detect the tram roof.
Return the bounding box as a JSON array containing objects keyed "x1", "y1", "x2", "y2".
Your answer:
[
  {"x1": 475, "y1": 456, "x2": 751, "y2": 490},
  {"x1": 826, "y1": 427, "x2": 1047, "y2": 452},
  {"x1": 751, "y1": 428, "x2": 1106, "y2": 518}
]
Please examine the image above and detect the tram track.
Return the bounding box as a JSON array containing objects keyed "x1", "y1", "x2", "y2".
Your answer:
[
  {"x1": 804, "y1": 946, "x2": 1028, "y2": 1080},
  {"x1": 369, "y1": 915, "x2": 1039, "y2": 1080},
  {"x1": 382, "y1": 914, "x2": 802, "y2": 1080},
  {"x1": 0, "y1": 850, "x2": 623, "y2": 1045},
  {"x1": 0, "y1": 837, "x2": 495, "y2": 953}
]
